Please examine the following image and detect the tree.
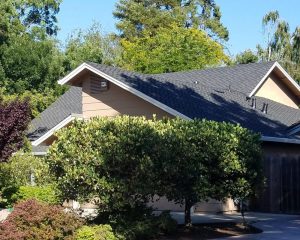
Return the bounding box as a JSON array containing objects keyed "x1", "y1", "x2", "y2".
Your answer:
[
  {"x1": 0, "y1": 99, "x2": 31, "y2": 163},
  {"x1": 47, "y1": 116, "x2": 161, "y2": 213},
  {"x1": 48, "y1": 116, "x2": 263, "y2": 226},
  {"x1": 235, "y1": 50, "x2": 258, "y2": 64},
  {"x1": 0, "y1": 31, "x2": 65, "y2": 94},
  {"x1": 155, "y1": 119, "x2": 263, "y2": 225},
  {"x1": 0, "y1": 0, "x2": 61, "y2": 43},
  {"x1": 120, "y1": 24, "x2": 229, "y2": 73},
  {"x1": 257, "y1": 11, "x2": 300, "y2": 83},
  {"x1": 0, "y1": 88, "x2": 61, "y2": 118},
  {"x1": 64, "y1": 24, "x2": 121, "y2": 70},
  {"x1": 114, "y1": 0, "x2": 229, "y2": 41}
]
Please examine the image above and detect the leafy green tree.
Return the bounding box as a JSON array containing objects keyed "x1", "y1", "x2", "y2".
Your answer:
[
  {"x1": 64, "y1": 24, "x2": 121, "y2": 70},
  {"x1": 156, "y1": 119, "x2": 263, "y2": 225},
  {"x1": 0, "y1": 0, "x2": 61, "y2": 43},
  {"x1": 48, "y1": 116, "x2": 263, "y2": 227},
  {"x1": 0, "y1": 31, "x2": 65, "y2": 94},
  {"x1": 114, "y1": 0, "x2": 229, "y2": 41},
  {"x1": 120, "y1": 24, "x2": 228, "y2": 73},
  {"x1": 235, "y1": 50, "x2": 259, "y2": 64},
  {"x1": 257, "y1": 11, "x2": 300, "y2": 83},
  {"x1": 47, "y1": 116, "x2": 161, "y2": 213},
  {"x1": 0, "y1": 88, "x2": 61, "y2": 118}
]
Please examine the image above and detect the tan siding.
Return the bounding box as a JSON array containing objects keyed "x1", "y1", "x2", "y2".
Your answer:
[
  {"x1": 148, "y1": 196, "x2": 237, "y2": 213},
  {"x1": 255, "y1": 72, "x2": 299, "y2": 108},
  {"x1": 82, "y1": 74, "x2": 172, "y2": 119}
]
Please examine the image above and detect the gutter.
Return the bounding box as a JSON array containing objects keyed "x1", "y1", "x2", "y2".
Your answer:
[{"x1": 261, "y1": 136, "x2": 300, "y2": 145}]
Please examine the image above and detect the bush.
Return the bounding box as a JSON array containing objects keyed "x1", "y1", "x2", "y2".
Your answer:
[
  {"x1": 108, "y1": 208, "x2": 177, "y2": 240},
  {"x1": 48, "y1": 116, "x2": 262, "y2": 228},
  {"x1": 0, "y1": 152, "x2": 53, "y2": 207},
  {"x1": 0, "y1": 199, "x2": 84, "y2": 240},
  {"x1": 11, "y1": 185, "x2": 59, "y2": 204},
  {"x1": 75, "y1": 225, "x2": 117, "y2": 240}
]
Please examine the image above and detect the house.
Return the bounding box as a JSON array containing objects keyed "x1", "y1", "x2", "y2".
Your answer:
[{"x1": 28, "y1": 61, "x2": 300, "y2": 213}]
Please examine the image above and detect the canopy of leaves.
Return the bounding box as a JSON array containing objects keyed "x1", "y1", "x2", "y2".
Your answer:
[
  {"x1": 47, "y1": 116, "x2": 263, "y2": 225},
  {"x1": 0, "y1": 152, "x2": 51, "y2": 192},
  {"x1": 0, "y1": 88, "x2": 61, "y2": 118},
  {"x1": 235, "y1": 50, "x2": 259, "y2": 64},
  {"x1": 0, "y1": 99, "x2": 31, "y2": 163},
  {"x1": 120, "y1": 24, "x2": 228, "y2": 73},
  {"x1": 64, "y1": 24, "x2": 121, "y2": 70},
  {"x1": 0, "y1": 31, "x2": 65, "y2": 94},
  {"x1": 0, "y1": 0, "x2": 61, "y2": 44},
  {"x1": 257, "y1": 11, "x2": 300, "y2": 83},
  {"x1": 114, "y1": 0, "x2": 229, "y2": 41}
]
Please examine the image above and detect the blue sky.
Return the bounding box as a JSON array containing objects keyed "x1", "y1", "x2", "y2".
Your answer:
[{"x1": 57, "y1": 0, "x2": 300, "y2": 56}]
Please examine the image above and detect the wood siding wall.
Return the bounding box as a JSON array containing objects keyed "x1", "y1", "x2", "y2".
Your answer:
[
  {"x1": 82, "y1": 74, "x2": 172, "y2": 119},
  {"x1": 254, "y1": 142, "x2": 300, "y2": 213}
]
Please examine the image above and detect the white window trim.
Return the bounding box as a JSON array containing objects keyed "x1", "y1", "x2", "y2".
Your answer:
[
  {"x1": 31, "y1": 114, "x2": 83, "y2": 147},
  {"x1": 58, "y1": 63, "x2": 191, "y2": 120},
  {"x1": 249, "y1": 61, "x2": 300, "y2": 97}
]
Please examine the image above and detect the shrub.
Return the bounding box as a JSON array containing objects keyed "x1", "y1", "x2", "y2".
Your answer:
[
  {"x1": 108, "y1": 208, "x2": 177, "y2": 240},
  {"x1": 48, "y1": 116, "x2": 263, "y2": 227},
  {"x1": 0, "y1": 152, "x2": 52, "y2": 187},
  {"x1": 75, "y1": 225, "x2": 117, "y2": 240},
  {"x1": 11, "y1": 185, "x2": 59, "y2": 204},
  {"x1": 0, "y1": 152, "x2": 53, "y2": 207},
  {"x1": 0, "y1": 199, "x2": 84, "y2": 240}
]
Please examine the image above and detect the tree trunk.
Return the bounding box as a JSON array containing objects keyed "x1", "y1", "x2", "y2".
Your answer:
[{"x1": 184, "y1": 199, "x2": 193, "y2": 227}]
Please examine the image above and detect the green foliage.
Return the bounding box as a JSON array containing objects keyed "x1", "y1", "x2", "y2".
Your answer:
[
  {"x1": 0, "y1": 32, "x2": 65, "y2": 94},
  {"x1": 64, "y1": 23, "x2": 121, "y2": 71},
  {"x1": 48, "y1": 116, "x2": 160, "y2": 212},
  {"x1": 0, "y1": 88, "x2": 61, "y2": 118},
  {"x1": 108, "y1": 208, "x2": 176, "y2": 240},
  {"x1": 75, "y1": 225, "x2": 117, "y2": 240},
  {"x1": 48, "y1": 116, "x2": 263, "y2": 227},
  {"x1": 235, "y1": 50, "x2": 259, "y2": 64},
  {"x1": 257, "y1": 11, "x2": 300, "y2": 83},
  {"x1": 120, "y1": 24, "x2": 228, "y2": 73},
  {"x1": 0, "y1": 152, "x2": 52, "y2": 206},
  {"x1": 65, "y1": 24, "x2": 104, "y2": 70},
  {"x1": 0, "y1": 0, "x2": 61, "y2": 43},
  {"x1": 11, "y1": 185, "x2": 59, "y2": 205},
  {"x1": 0, "y1": 199, "x2": 84, "y2": 240},
  {"x1": 114, "y1": 0, "x2": 229, "y2": 41}
]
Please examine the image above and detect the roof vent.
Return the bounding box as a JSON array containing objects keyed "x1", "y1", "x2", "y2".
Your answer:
[
  {"x1": 251, "y1": 98, "x2": 256, "y2": 109},
  {"x1": 194, "y1": 81, "x2": 199, "y2": 84},
  {"x1": 262, "y1": 103, "x2": 268, "y2": 114}
]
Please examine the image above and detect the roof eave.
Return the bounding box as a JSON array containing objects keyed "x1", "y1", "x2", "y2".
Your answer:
[
  {"x1": 58, "y1": 63, "x2": 191, "y2": 120},
  {"x1": 261, "y1": 135, "x2": 300, "y2": 145},
  {"x1": 249, "y1": 61, "x2": 300, "y2": 97},
  {"x1": 31, "y1": 113, "x2": 83, "y2": 147}
]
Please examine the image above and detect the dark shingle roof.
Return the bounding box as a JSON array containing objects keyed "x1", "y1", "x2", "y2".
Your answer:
[
  {"x1": 28, "y1": 86, "x2": 82, "y2": 141},
  {"x1": 152, "y1": 61, "x2": 276, "y2": 95},
  {"x1": 29, "y1": 62, "x2": 300, "y2": 146},
  {"x1": 88, "y1": 61, "x2": 300, "y2": 138}
]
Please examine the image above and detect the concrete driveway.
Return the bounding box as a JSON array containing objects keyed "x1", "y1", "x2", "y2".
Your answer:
[{"x1": 169, "y1": 212, "x2": 300, "y2": 240}]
